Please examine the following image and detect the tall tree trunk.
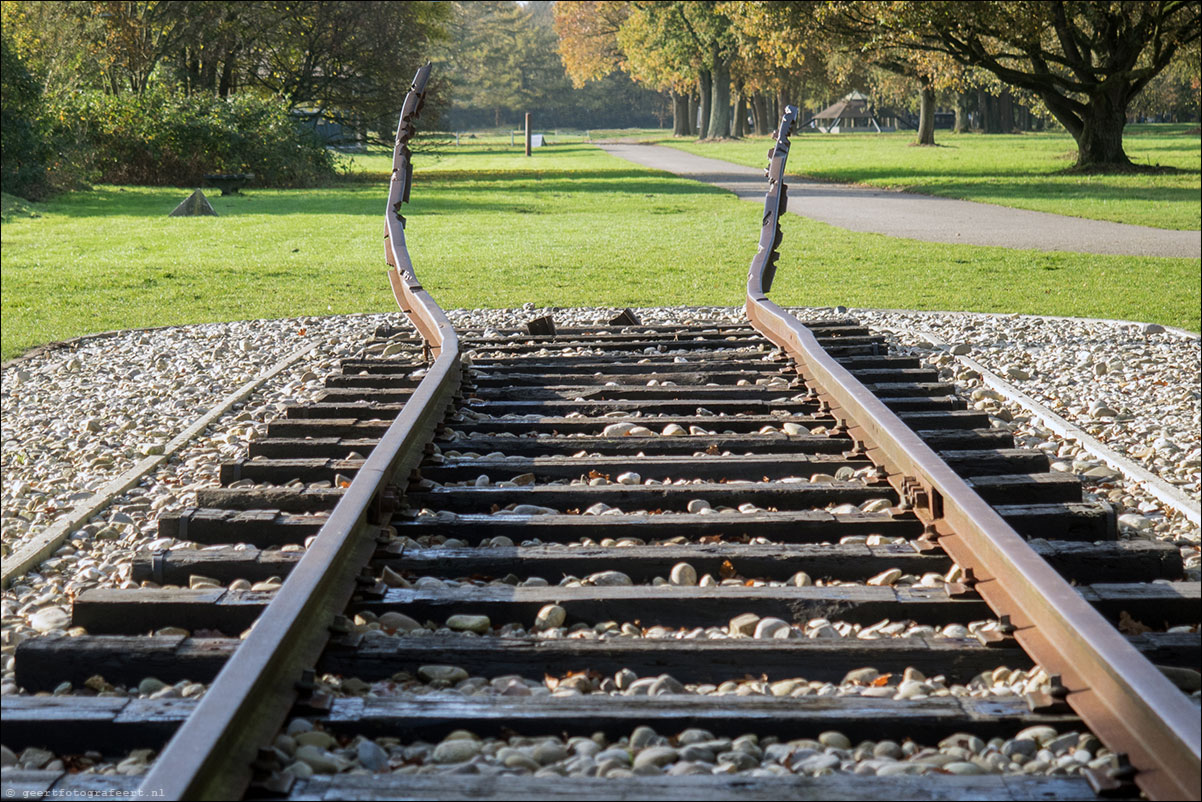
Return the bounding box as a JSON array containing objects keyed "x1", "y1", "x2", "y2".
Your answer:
[
  {"x1": 707, "y1": 51, "x2": 732, "y2": 139},
  {"x1": 978, "y1": 90, "x2": 1002, "y2": 133},
  {"x1": 687, "y1": 93, "x2": 698, "y2": 136},
  {"x1": 753, "y1": 94, "x2": 771, "y2": 135},
  {"x1": 1072, "y1": 91, "x2": 1132, "y2": 167},
  {"x1": 998, "y1": 89, "x2": 1015, "y2": 133},
  {"x1": 698, "y1": 70, "x2": 712, "y2": 140},
  {"x1": 672, "y1": 91, "x2": 690, "y2": 136},
  {"x1": 916, "y1": 81, "x2": 936, "y2": 145},
  {"x1": 733, "y1": 89, "x2": 746, "y2": 138},
  {"x1": 953, "y1": 92, "x2": 969, "y2": 133},
  {"x1": 218, "y1": 55, "x2": 235, "y2": 97}
]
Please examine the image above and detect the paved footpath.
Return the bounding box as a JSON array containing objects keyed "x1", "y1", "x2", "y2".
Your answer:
[{"x1": 601, "y1": 143, "x2": 1201, "y2": 259}]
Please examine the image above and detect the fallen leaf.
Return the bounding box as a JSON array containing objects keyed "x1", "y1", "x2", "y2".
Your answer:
[
  {"x1": 871, "y1": 674, "x2": 893, "y2": 687},
  {"x1": 719, "y1": 559, "x2": 737, "y2": 579},
  {"x1": 1118, "y1": 610, "x2": 1153, "y2": 635}
]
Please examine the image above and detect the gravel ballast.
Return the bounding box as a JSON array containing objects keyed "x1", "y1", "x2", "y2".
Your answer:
[{"x1": 2, "y1": 307, "x2": 1197, "y2": 698}]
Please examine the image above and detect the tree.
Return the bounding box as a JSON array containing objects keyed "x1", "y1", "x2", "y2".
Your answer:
[
  {"x1": 1, "y1": 34, "x2": 47, "y2": 198},
  {"x1": 815, "y1": 2, "x2": 965, "y2": 145},
  {"x1": 554, "y1": 0, "x2": 630, "y2": 86},
  {"x1": 859, "y1": 1, "x2": 1202, "y2": 167},
  {"x1": 240, "y1": 2, "x2": 448, "y2": 138}
]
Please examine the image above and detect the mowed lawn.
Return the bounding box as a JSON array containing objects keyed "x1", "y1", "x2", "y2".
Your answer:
[
  {"x1": 657, "y1": 124, "x2": 1201, "y2": 231},
  {"x1": 2, "y1": 140, "x2": 1199, "y2": 360}
]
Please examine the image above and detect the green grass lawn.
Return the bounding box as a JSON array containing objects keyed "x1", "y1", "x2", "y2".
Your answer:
[
  {"x1": 2, "y1": 140, "x2": 1199, "y2": 361},
  {"x1": 655, "y1": 124, "x2": 1201, "y2": 231}
]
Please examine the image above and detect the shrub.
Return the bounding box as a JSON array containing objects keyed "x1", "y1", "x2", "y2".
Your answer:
[
  {"x1": 42, "y1": 88, "x2": 338, "y2": 187},
  {"x1": 1, "y1": 36, "x2": 48, "y2": 199}
]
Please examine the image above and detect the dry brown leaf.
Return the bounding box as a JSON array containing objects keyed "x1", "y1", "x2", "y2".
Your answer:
[
  {"x1": 1118, "y1": 610, "x2": 1153, "y2": 635},
  {"x1": 871, "y1": 674, "x2": 893, "y2": 687}
]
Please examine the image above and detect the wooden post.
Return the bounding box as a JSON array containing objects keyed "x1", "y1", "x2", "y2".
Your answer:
[{"x1": 525, "y1": 113, "x2": 532, "y2": 157}]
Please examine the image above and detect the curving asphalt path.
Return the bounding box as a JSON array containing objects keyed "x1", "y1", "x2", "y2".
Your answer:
[{"x1": 600, "y1": 143, "x2": 1201, "y2": 259}]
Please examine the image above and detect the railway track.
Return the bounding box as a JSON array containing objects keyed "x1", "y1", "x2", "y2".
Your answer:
[{"x1": 2, "y1": 69, "x2": 1199, "y2": 801}]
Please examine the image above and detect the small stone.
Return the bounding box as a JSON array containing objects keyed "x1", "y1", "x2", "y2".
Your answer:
[
  {"x1": 945, "y1": 761, "x2": 984, "y2": 775},
  {"x1": 446, "y1": 614, "x2": 491, "y2": 634},
  {"x1": 378, "y1": 611, "x2": 421, "y2": 633},
  {"x1": 1016, "y1": 726, "x2": 1058, "y2": 746},
  {"x1": 729, "y1": 613, "x2": 760, "y2": 636},
  {"x1": 753, "y1": 617, "x2": 792, "y2": 639},
  {"x1": 1118, "y1": 513, "x2": 1153, "y2": 531},
  {"x1": 586, "y1": 570, "x2": 633, "y2": 586},
  {"x1": 138, "y1": 677, "x2": 167, "y2": 696},
  {"x1": 677, "y1": 729, "x2": 714, "y2": 746},
  {"x1": 19, "y1": 747, "x2": 54, "y2": 769},
  {"x1": 1006, "y1": 366, "x2": 1031, "y2": 380},
  {"x1": 661, "y1": 424, "x2": 687, "y2": 436},
  {"x1": 630, "y1": 726, "x2": 658, "y2": 749},
  {"x1": 512, "y1": 472, "x2": 536, "y2": 486},
  {"x1": 433, "y1": 739, "x2": 480, "y2": 764},
  {"x1": 633, "y1": 746, "x2": 678, "y2": 769},
  {"x1": 797, "y1": 753, "x2": 840, "y2": 773},
  {"x1": 842, "y1": 667, "x2": 880, "y2": 685},
  {"x1": 649, "y1": 674, "x2": 685, "y2": 695},
  {"x1": 0, "y1": 746, "x2": 16, "y2": 767},
  {"x1": 504, "y1": 753, "x2": 541, "y2": 771},
  {"x1": 295, "y1": 731, "x2": 338, "y2": 750},
  {"x1": 29, "y1": 606, "x2": 70, "y2": 633},
  {"x1": 867, "y1": 568, "x2": 902, "y2": 586},
  {"x1": 533, "y1": 741, "x2": 568, "y2": 765},
  {"x1": 818, "y1": 731, "x2": 851, "y2": 750},
  {"x1": 1141, "y1": 323, "x2": 1165, "y2": 335},
  {"x1": 788, "y1": 571, "x2": 812, "y2": 586},
  {"x1": 686, "y1": 499, "x2": 711, "y2": 513},
  {"x1": 949, "y1": 344, "x2": 971, "y2": 355},
  {"x1": 284, "y1": 761, "x2": 314, "y2": 779},
  {"x1": 669, "y1": 563, "x2": 697, "y2": 586},
  {"x1": 418, "y1": 665, "x2": 469, "y2": 683},
  {"x1": 295, "y1": 745, "x2": 346, "y2": 773},
  {"x1": 874, "y1": 741, "x2": 903, "y2": 759},
  {"x1": 616, "y1": 471, "x2": 641, "y2": 485},
  {"x1": 534, "y1": 604, "x2": 566, "y2": 631}
]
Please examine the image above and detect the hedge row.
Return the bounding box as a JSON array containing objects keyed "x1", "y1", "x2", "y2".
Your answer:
[{"x1": 42, "y1": 87, "x2": 339, "y2": 189}]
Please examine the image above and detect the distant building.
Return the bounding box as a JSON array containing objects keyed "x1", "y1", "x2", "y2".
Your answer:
[{"x1": 805, "y1": 91, "x2": 952, "y2": 133}]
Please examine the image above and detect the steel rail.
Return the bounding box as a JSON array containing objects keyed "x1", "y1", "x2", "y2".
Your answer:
[
  {"x1": 137, "y1": 64, "x2": 460, "y2": 801},
  {"x1": 744, "y1": 107, "x2": 1200, "y2": 801}
]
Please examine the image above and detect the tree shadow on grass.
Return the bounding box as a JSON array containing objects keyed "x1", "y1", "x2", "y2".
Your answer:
[
  {"x1": 907, "y1": 179, "x2": 1202, "y2": 213},
  {"x1": 47, "y1": 170, "x2": 728, "y2": 218}
]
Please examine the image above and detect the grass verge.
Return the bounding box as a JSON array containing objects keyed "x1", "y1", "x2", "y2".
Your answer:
[
  {"x1": 655, "y1": 124, "x2": 1201, "y2": 231},
  {"x1": 2, "y1": 142, "x2": 1198, "y2": 361}
]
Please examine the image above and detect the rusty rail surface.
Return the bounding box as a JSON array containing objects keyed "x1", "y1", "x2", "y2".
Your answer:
[
  {"x1": 137, "y1": 64, "x2": 460, "y2": 801},
  {"x1": 744, "y1": 107, "x2": 1200, "y2": 802}
]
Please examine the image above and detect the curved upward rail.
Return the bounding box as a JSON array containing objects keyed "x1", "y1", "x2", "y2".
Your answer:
[
  {"x1": 745, "y1": 109, "x2": 1199, "y2": 801},
  {"x1": 138, "y1": 65, "x2": 461, "y2": 801}
]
